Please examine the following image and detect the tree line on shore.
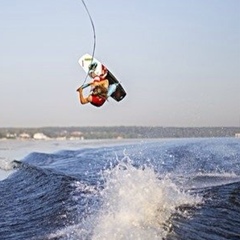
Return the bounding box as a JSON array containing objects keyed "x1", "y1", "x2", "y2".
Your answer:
[{"x1": 0, "y1": 126, "x2": 240, "y2": 139}]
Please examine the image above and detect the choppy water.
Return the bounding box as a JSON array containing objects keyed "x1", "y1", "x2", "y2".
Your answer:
[{"x1": 0, "y1": 138, "x2": 240, "y2": 240}]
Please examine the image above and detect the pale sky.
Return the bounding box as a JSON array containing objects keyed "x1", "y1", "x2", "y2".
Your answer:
[{"x1": 0, "y1": 0, "x2": 239, "y2": 127}]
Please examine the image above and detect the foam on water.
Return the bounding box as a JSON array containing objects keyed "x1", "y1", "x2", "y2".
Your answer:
[
  {"x1": 91, "y1": 162, "x2": 202, "y2": 240},
  {"x1": 48, "y1": 160, "x2": 202, "y2": 240},
  {"x1": 0, "y1": 157, "x2": 14, "y2": 171},
  {"x1": 0, "y1": 157, "x2": 16, "y2": 180}
]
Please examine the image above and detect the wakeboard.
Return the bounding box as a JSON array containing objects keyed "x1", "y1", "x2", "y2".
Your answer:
[{"x1": 78, "y1": 53, "x2": 126, "y2": 102}]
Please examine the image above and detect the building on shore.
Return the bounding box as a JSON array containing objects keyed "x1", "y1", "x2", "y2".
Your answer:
[{"x1": 33, "y1": 133, "x2": 50, "y2": 140}]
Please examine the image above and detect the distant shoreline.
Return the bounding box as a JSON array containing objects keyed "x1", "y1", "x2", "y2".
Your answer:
[{"x1": 0, "y1": 126, "x2": 240, "y2": 140}]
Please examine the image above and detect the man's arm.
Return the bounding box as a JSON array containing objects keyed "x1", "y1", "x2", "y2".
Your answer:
[{"x1": 77, "y1": 87, "x2": 92, "y2": 104}]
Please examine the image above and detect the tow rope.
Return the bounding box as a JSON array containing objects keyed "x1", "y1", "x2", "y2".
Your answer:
[{"x1": 80, "y1": 0, "x2": 96, "y2": 85}]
